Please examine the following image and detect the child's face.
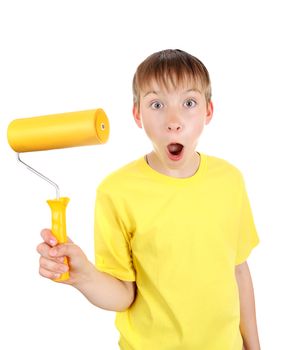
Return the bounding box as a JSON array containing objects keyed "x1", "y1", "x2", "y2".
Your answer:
[{"x1": 133, "y1": 79, "x2": 213, "y2": 176}]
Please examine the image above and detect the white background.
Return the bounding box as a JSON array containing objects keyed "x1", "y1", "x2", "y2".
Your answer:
[{"x1": 0, "y1": 0, "x2": 289, "y2": 349}]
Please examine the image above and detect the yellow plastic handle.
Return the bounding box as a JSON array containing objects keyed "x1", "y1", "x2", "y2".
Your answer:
[{"x1": 47, "y1": 197, "x2": 70, "y2": 282}]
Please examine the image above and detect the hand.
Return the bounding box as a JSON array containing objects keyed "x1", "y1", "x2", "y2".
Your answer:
[{"x1": 37, "y1": 229, "x2": 90, "y2": 286}]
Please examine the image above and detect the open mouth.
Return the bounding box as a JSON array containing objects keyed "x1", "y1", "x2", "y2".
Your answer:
[{"x1": 167, "y1": 143, "x2": 184, "y2": 156}]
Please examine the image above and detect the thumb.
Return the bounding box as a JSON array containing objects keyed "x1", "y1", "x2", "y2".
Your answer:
[
  {"x1": 66, "y1": 236, "x2": 73, "y2": 244},
  {"x1": 49, "y1": 242, "x2": 77, "y2": 258},
  {"x1": 49, "y1": 242, "x2": 88, "y2": 275}
]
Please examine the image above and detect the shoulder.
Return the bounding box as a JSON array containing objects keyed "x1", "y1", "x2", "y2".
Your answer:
[
  {"x1": 203, "y1": 153, "x2": 245, "y2": 185},
  {"x1": 97, "y1": 157, "x2": 144, "y2": 194}
]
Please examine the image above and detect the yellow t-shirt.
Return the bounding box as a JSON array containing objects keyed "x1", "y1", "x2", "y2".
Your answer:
[{"x1": 94, "y1": 153, "x2": 259, "y2": 350}]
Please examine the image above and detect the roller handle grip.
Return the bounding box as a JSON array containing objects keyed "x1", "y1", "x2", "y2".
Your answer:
[{"x1": 47, "y1": 197, "x2": 70, "y2": 282}]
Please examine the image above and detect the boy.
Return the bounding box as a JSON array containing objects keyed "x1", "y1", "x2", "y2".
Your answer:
[{"x1": 37, "y1": 49, "x2": 260, "y2": 349}]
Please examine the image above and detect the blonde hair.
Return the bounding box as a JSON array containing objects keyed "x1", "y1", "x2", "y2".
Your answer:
[{"x1": 132, "y1": 49, "x2": 212, "y2": 110}]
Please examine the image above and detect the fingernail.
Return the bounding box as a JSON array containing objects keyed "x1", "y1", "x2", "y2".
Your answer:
[{"x1": 50, "y1": 239, "x2": 57, "y2": 246}]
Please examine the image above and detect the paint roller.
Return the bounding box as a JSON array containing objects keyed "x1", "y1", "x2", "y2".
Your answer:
[{"x1": 7, "y1": 108, "x2": 109, "y2": 281}]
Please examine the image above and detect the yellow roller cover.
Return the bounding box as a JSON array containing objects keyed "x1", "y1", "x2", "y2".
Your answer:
[{"x1": 7, "y1": 108, "x2": 109, "y2": 152}]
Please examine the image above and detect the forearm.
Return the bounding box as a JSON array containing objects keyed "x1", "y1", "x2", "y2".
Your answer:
[
  {"x1": 235, "y1": 262, "x2": 261, "y2": 350},
  {"x1": 37, "y1": 231, "x2": 135, "y2": 312},
  {"x1": 73, "y1": 261, "x2": 134, "y2": 312}
]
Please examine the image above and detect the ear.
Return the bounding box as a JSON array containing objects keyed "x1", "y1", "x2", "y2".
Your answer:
[
  {"x1": 133, "y1": 104, "x2": 143, "y2": 129},
  {"x1": 205, "y1": 101, "x2": 214, "y2": 125}
]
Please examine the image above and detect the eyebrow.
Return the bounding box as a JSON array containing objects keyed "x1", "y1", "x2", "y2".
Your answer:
[
  {"x1": 143, "y1": 91, "x2": 158, "y2": 97},
  {"x1": 143, "y1": 88, "x2": 201, "y2": 98}
]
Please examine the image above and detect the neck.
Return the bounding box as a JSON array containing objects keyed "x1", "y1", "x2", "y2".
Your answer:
[{"x1": 145, "y1": 151, "x2": 200, "y2": 178}]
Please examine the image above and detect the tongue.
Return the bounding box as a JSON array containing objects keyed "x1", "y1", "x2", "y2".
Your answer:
[{"x1": 168, "y1": 143, "x2": 183, "y2": 155}]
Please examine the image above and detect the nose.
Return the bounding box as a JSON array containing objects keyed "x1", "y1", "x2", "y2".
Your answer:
[
  {"x1": 167, "y1": 123, "x2": 182, "y2": 132},
  {"x1": 166, "y1": 116, "x2": 183, "y2": 132}
]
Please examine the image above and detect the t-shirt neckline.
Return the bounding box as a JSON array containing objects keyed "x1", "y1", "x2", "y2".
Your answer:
[{"x1": 139, "y1": 152, "x2": 206, "y2": 184}]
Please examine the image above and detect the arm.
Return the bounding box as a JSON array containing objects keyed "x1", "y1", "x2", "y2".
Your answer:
[
  {"x1": 72, "y1": 260, "x2": 136, "y2": 312},
  {"x1": 235, "y1": 261, "x2": 261, "y2": 350},
  {"x1": 37, "y1": 229, "x2": 136, "y2": 312}
]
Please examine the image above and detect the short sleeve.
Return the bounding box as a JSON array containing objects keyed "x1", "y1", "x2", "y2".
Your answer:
[
  {"x1": 235, "y1": 178, "x2": 260, "y2": 265},
  {"x1": 94, "y1": 189, "x2": 136, "y2": 281}
]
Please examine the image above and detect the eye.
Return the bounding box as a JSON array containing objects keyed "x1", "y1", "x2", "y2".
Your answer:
[
  {"x1": 184, "y1": 98, "x2": 197, "y2": 108},
  {"x1": 150, "y1": 101, "x2": 163, "y2": 110}
]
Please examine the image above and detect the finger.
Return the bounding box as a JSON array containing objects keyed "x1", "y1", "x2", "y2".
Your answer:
[
  {"x1": 41, "y1": 229, "x2": 73, "y2": 245},
  {"x1": 36, "y1": 242, "x2": 65, "y2": 263},
  {"x1": 36, "y1": 242, "x2": 51, "y2": 258},
  {"x1": 39, "y1": 256, "x2": 69, "y2": 275},
  {"x1": 39, "y1": 266, "x2": 62, "y2": 280},
  {"x1": 40, "y1": 229, "x2": 58, "y2": 246}
]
